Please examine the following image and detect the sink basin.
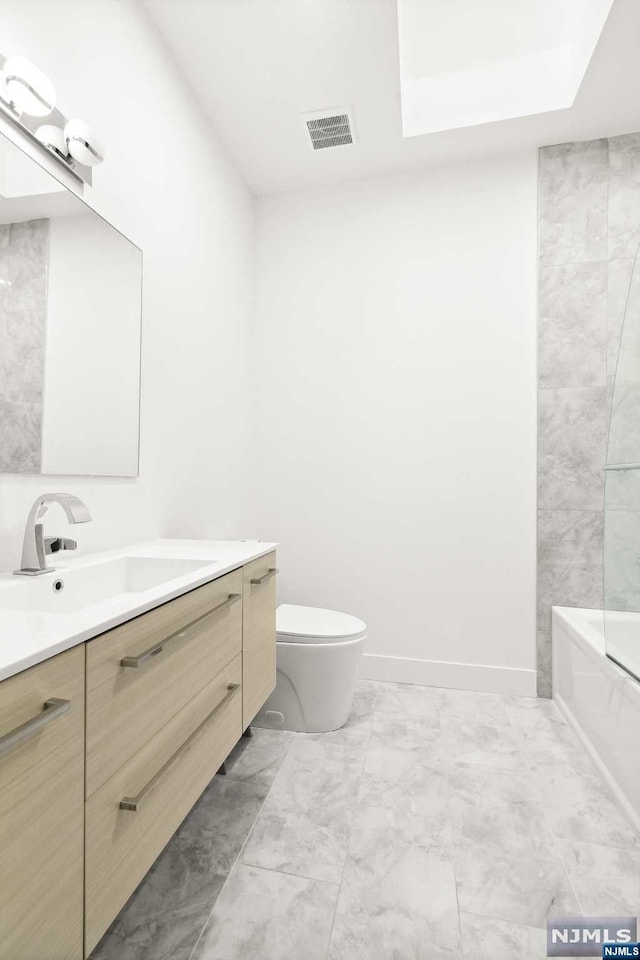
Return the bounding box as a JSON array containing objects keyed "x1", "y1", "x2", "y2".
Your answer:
[{"x1": 0, "y1": 556, "x2": 213, "y2": 614}]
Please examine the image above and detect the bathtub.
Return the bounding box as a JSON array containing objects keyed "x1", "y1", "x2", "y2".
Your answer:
[{"x1": 552, "y1": 606, "x2": 640, "y2": 834}]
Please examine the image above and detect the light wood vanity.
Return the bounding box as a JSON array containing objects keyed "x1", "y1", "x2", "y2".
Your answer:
[{"x1": 0, "y1": 550, "x2": 277, "y2": 960}]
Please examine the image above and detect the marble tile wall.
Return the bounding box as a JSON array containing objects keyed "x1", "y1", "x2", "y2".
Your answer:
[
  {"x1": 537, "y1": 134, "x2": 640, "y2": 695},
  {"x1": 0, "y1": 218, "x2": 48, "y2": 473}
]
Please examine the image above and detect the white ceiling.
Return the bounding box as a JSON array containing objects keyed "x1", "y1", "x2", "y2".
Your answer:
[{"x1": 142, "y1": 0, "x2": 640, "y2": 196}]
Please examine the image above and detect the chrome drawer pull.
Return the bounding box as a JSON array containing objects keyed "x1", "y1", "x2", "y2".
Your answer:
[
  {"x1": 119, "y1": 683, "x2": 240, "y2": 812},
  {"x1": 250, "y1": 567, "x2": 278, "y2": 586},
  {"x1": 0, "y1": 698, "x2": 71, "y2": 757},
  {"x1": 120, "y1": 593, "x2": 241, "y2": 669}
]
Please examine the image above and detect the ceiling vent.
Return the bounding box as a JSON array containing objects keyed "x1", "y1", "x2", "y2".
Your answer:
[{"x1": 302, "y1": 108, "x2": 355, "y2": 151}]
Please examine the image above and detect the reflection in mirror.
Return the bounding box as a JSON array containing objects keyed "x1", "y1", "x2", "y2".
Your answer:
[{"x1": 0, "y1": 131, "x2": 142, "y2": 477}]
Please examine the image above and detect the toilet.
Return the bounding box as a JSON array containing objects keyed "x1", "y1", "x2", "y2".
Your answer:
[{"x1": 254, "y1": 603, "x2": 367, "y2": 733}]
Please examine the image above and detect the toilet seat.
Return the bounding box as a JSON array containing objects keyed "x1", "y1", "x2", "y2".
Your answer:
[{"x1": 276, "y1": 603, "x2": 367, "y2": 644}]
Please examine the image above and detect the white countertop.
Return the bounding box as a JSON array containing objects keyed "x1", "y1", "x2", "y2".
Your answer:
[{"x1": 0, "y1": 539, "x2": 277, "y2": 682}]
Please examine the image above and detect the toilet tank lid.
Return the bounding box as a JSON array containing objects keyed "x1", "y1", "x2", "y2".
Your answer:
[{"x1": 276, "y1": 604, "x2": 367, "y2": 641}]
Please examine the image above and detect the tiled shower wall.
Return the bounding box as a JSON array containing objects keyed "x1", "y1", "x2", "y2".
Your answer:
[
  {"x1": 537, "y1": 134, "x2": 640, "y2": 697},
  {"x1": 0, "y1": 219, "x2": 48, "y2": 473}
]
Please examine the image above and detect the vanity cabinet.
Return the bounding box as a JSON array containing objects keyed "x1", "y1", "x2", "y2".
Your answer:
[
  {"x1": 85, "y1": 569, "x2": 243, "y2": 797},
  {"x1": 0, "y1": 552, "x2": 276, "y2": 960},
  {"x1": 242, "y1": 552, "x2": 278, "y2": 728},
  {"x1": 85, "y1": 655, "x2": 242, "y2": 951},
  {"x1": 0, "y1": 646, "x2": 85, "y2": 960}
]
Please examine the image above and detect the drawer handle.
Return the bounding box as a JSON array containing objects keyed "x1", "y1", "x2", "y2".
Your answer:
[
  {"x1": 250, "y1": 567, "x2": 278, "y2": 586},
  {"x1": 120, "y1": 593, "x2": 241, "y2": 669},
  {"x1": 119, "y1": 682, "x2": 240, "y2": 812},
  {"x1": 0, "y1": 698, "x2": 71, "y2": 757}
]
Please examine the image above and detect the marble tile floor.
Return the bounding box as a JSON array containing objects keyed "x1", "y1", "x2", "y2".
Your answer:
[{"x1": 91, "y1": 681, "x2": 640, "y2": 960}]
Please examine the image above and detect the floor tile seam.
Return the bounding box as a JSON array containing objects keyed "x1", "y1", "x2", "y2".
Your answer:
[
  {"x1": 322, "y1": 812, "x2": 352, "y2": 960},
  {"x1": 224, "y1": 773, "x2": 265, "y2": 786},
  {"x1": 557, "y1": 844, "x2": 587, "y2": 918},
  {"x1": 458, "y1": 909, "x2": 547, "y2": 932},
  {"x1": 251, "y1": 779, "x2": 363, "y2": 818},
  {"x1": 372, "y1": 707, "x2": 441, "y2": 726},
  {"x1": 266, "y1": 732, "x2": 302, "y2": 785},
  {"x1": 449, "y1": 898, "x2": 560, "y2": 931},
  {"x1": 551, "y1": 828, "x2": 640, "y2": 854},
  {"x1": 557, "y1": 834, "x2": 640, "y2": 857},
  {"x1": 185, "y1": 762, "x2": 282, "y2": 960},
  {"x1": 235, "y1": 734, "x2": 304, "y2": 812},
  {"x1": 234, "y1": 859, "x2": 342, "y2": 888},
  {"x1": 440, "y1": 757, "x2": 531, "y2": 777},
  {"x1": 240, "y1": 732, "x2": 370, "y2": 874},
  {"x1": 446, "y1": 847, "x2": 464, "y2": 954},
  {"x1": 452, "y1": 853, "x2": 559, "y2": 949},
  {"x1": 437, "y1": 755, "x2": 544, "y2": 782},
  {"x1": 237, "y1": 729, "x2": 364, "y2": 878},
  {"x1": 323, "y1": 708, "x2": 374, "y2": 960},
  {"x1": 451, "y1": 843, "x2": 572, "y2": 874}
]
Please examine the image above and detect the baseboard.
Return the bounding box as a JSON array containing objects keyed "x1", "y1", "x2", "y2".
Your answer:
[{"x1": 359, "y1": 653, "x2": 537, "y2": 697}]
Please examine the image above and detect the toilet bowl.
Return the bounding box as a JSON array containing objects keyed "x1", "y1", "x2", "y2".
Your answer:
[{"x1": 254, "y1": 603, "x2": 366, "y2": 733}]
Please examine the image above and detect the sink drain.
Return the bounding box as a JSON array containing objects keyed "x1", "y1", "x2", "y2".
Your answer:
[{"x1": 52, "y1": 579, "x2": 65, "y2": 593}]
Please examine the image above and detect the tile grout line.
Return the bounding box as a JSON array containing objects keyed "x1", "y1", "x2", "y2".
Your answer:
[
  {"x1": 432, "y1": 697, "x2": 470, "y2": 959},
  {"x1": 322, "y1": 683, "x2": 378, "y2": 960},
  {"x1": 234, "y1": 862, "x2": 342, "y2": 887},
  {"x1": 186, "y1": 733, "x2": 298, "y2": 960}
]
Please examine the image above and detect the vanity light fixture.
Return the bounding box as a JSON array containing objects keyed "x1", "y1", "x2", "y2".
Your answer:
[
  {"x1": 2, "y1": 56, "x2": 55, "y2": 117},
  {"x1": 0, "y1": 49, "x2": 103, "y2": 185},
  {"x1": 35, "y1": 123, "x2": 68, "y2": 160},
  {"x1": 64, "y1": 119, "x2": 105, "y2": 167}
]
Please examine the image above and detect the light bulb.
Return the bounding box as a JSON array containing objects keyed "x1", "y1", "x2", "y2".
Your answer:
[
  {"x1": 35, "y1": 124, "x2": 68, "y2": 158},
  {"x1": 3, "y1": 56, "x2": 55, "y2": 117},
  {"x1": 64, "y1": 118, "x2": 105, "y2": 167}
]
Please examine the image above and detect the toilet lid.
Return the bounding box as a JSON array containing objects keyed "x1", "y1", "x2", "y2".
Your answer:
[{"x1": 276, "y1": 604, "x2": 367, "y2": 643}]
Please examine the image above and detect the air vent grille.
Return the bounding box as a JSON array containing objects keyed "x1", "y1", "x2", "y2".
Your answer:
[{"x1": 305, "y1": 113, "x2": 353, "y2": 150}]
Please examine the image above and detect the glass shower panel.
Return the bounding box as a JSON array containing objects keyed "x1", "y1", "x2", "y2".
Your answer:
[{"x1": 604, "y1": 245, "x2": 640, "y2": 681}]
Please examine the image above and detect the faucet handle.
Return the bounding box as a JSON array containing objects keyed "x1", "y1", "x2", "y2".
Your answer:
[{"x1": 44, "y1": 537, "x2": 78, "y2": 555}]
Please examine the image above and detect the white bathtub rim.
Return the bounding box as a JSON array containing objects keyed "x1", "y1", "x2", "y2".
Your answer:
[
  {"x1": 552, "y1": 606, "x2": 606, "y2": 656},
  {"x1": 553, "y1": 605, "x2": 640, "y2": 689}
]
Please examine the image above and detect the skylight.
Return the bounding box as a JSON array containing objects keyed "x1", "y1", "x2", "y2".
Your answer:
[{"x1": 397, "y1": 0, "x2": 615, "y2": 136}]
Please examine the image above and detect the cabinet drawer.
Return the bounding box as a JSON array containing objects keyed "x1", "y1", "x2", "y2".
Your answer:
[
  {"x1": 86, "y1": 570, "x2": 242, "y2": 798},
  {"x1": 85, "y1": 654, "x2": 242, "y2": 955},
  {"x1": 0, "y1": 647, "x2": 84, "y2": 960},
  {"x1": 242, "y1": 552, "x2": 277, "y2": 727}
]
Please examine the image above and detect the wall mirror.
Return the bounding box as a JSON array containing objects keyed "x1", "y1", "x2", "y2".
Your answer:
[{"x1": 0, "y1": 130, "x2": 142, "y2": 477}]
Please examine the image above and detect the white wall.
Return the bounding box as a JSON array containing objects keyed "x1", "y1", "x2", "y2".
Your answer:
[
  {"x1": 0, "y1": 0, "x2": 255, "y2": 565},
  {"x1": 0, "y1": 5, "x2": 539, "y2": 693},
  {"x1": 254, "y1": 154, "x2": 538, "y2": 694}
]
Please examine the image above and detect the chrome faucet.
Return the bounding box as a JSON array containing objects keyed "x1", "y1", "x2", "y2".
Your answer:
[{"x1": 14, "y1": 493, "x2": 92, "y2": 576}]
